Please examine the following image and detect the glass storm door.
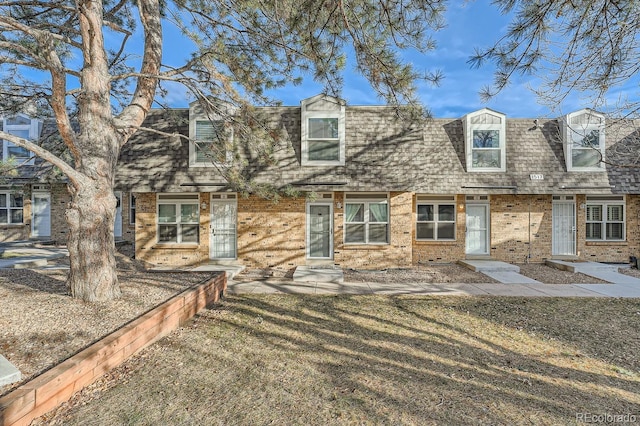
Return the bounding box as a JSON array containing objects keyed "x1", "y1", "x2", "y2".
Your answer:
[
  {"x1": 466, "y1": 204, "x2": 489, "y2": 255},
  {"x1": 114, "y1": 192, "x2": 122, "y2": 238},
  {"x1": 307, "y1": 203, "x2": 333, "y2": 259},
  {"x1": 552, "y1": 202, "x2": 576, "y2": 256},
  {"x1": 32, "y1": 192, "x2": 51, "y2": 238},
  {"x1": 210, "y1": 199, "x2": 237, "y2": 259}
]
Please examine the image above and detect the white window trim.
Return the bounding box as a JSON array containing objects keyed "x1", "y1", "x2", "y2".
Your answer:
[
  {"x1": 301, "y1": 99, "x2": 346, "y2": 166},
  {"x1": 1, "y1": 114, "x2": 40, "y2": 166},
  {"x1": 156, "y1": 193, "x2": 200, "y2": 244},
  {"x1": 563, "y1": 110, "x2": 606, "y2": 172},
  {"x1": 344, "y1": 193, "x2": 389, "y2": 245},
  {"x1": 0, "y1": 191, "x2": 25, "y2": 225},
  {"x1": 129, "y1": 193, "x2": 136, "y2": 225},
  {"x1": 416, "y1": 197, "x2": 456, "y2": 241},
  {"x1": 585, "y1": 195, "x2": 625, "y2": 241},
  {"x1": 462, "y1": 109, "x2": 506, "y2": 172},
  {"x1": 188, "y1": 119, "x2": 234, "y2": 167}
]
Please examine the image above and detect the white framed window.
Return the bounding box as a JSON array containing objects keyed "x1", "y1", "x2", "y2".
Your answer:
[
  {"x1": 189, "y1": 120, "x2": 233, "y2": 166},
  {"x1": 129, "y1": 193, "x2": 136, "y2": 225},
  {"x1": 157, "y1": 194, "x2": 200, "y2": 243},
  {"x1": 301, "y1": 95, "x2": 346, "y2": 166},
  {"x1": 416, "y1": 195, "x2": 456, "y2": 241},
  {"x1": 585, "y1": 195, "x2": 624, "y2": 241},
  {"x1": 0, "y1": 192, "x2": 24, "y2": 224},
  {"x1": 462, "y1": 109, "x2": 506, "y2": 172},
  {"x1": 344, "y1": 193, "x2": 388, "y2": 244},
  {"x1": 562, "y1": 109, "x2": 605, "y2": 171},
  {"x1": 1, "y1": 114, "x2": 40, "y2": 165}
]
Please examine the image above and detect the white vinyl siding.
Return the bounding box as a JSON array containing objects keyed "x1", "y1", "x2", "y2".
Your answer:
[
  {"x1": 463, "y1": 110, "x2": 506, "y2": 172},
  {"x1": 344, "y1": 194, "x2": 388, "y2": 244},
  {"x1": 1, "y1": 115, "x2": 40, "y2": 165},
  {"x1": 586, "y1": 196, "x2": 624, "y2": 241}
]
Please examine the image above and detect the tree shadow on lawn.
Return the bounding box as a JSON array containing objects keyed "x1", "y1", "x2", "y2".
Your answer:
[{"x1": 57, "y1": 295, "x2": 640, "y2": 425}]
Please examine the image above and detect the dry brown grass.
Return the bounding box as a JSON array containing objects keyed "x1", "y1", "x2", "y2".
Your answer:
[{"x1": 40, "y1": 295, "x2": 640, "y2": 425}]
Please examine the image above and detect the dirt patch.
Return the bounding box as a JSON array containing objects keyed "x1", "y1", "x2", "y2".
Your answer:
[
  {"x1": 0, "y1": 243, "x2": 214, "y2": 397},
  {"x1": 344, "y1": 264, "x2": 498, "y2": 284},
  {"x1": 516, "y1": 263, "x2": 609, "y2": 284}
]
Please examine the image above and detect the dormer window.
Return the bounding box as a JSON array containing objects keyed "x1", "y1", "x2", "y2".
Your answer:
[
  {"x1": 189, "y1": 101, "x2": 233, "y2": 167},
  {"x1": 1, "y1": 114, "x2": 41, "y2": 165},
  {"x1": 562, "y1": 109, "x2": 605, "y2": 171},
  {"x1": 301, "y1": 94, "x2": 345, "y2": 166},
  {"x1": 462, "y1": 109, "x2": 506, "y2": 172}
]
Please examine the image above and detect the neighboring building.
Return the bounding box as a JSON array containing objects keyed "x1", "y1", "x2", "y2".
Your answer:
[{"x1": 3, "y1": 95, "x2": 640, "y2": 272}]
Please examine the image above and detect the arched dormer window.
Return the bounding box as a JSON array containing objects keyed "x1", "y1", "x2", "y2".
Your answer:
[
  {"x1": 462, "y1": 108, "x2": 506, "y2": 172},
  {"x1": 561, "y1": 109, "x2": 605, "y2": 171}
]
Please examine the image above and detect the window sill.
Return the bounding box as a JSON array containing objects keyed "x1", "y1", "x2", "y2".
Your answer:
[
  {"x1": 0, "y1": 223, "x2": 26, "y2": 227},
  {"x1": 415, "y1": 240, "x2": 457, "y2": 244},
  {"x1": 301, "y1": 161, "x2": 345, "y2": 167},
  {"x1": 152, "y1": 243, "x2": 199, "y2": 249},
  {"x1": 585, "y1": 241, "x2": 627, "y2": 246},
  {"x1": 342, "y1": 243, "x2": 390, "y2": 249}
]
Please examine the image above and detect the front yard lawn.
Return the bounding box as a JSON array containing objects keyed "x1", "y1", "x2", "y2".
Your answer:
[{"x1": 39, "y1": 295, "x2": 640, "y2": 425}]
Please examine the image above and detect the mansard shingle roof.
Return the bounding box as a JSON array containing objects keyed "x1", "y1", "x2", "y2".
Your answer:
[{"x1": 114, "y1": 105, "x2": 640, "y2": 195}]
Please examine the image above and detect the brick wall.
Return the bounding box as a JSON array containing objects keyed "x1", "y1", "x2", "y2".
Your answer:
[
  {"x1": 0, "y1": 185, "x2": 30, "y2": 242},
  {"x1": 577, "y1": 194, "x2": 639, "y2": 262},
  {"x1": 490, "y1": 194, "x2": 552, "y2": 263},
  {"x1": 50, "y1": 183, "x2": 70, "y2": 243},
  {"x1": 412, "y1": 194, "x2": 467, "y2": 264},
  {"x1": 237, "y1": 194, "x2": 306, "y2": 271},
  {"x1": 135, "y1": 192, "x2": 209, "y2": 267},
  {"x1": 334, "y1": 191, "x2": 413, "y2": 270}
]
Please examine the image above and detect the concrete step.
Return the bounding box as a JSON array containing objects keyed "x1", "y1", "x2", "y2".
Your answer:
[
  {"x1": 458, "y1": 260, "x2": 520, "y2": 273},
  {"x1": 0, "y1": 354, "x2": 21, "y2": 387},
  {"x1": 293, "y1": 266, "x2": 344, "y2": 284}
]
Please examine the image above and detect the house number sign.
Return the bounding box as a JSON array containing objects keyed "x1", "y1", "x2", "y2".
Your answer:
[{"x1": 529, "y1": 174, "x2": 544, "y2": 180}]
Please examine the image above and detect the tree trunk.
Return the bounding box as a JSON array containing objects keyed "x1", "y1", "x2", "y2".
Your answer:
[{"x1": 65, "y1": 180, "x2": 120, "y2": 302}]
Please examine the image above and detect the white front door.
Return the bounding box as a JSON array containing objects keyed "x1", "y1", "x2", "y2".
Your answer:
[
  {"x1": 114, "y1": 191, "x2": 122, "y2": 238},
  {"x1": 32, "y1": 192, "x2": 51, "y2": 238},
  {"x1": 552, "y1": 202, "x2": 576, "y2": 256},
  {"x1": 466, "y1": 204, "x2": 489, "y2": 255},
  {"x1": 210, "y1": 199, "x2": 237, "y2": 259},
  {"x1": 307, "y1": 203, "x2": 333, "y2": 259}
]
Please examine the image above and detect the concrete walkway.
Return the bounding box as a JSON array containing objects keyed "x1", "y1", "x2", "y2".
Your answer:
[
  {"x1": 458, "y1": 260, "x2": 542, "y2": 284},
  {"x1": 227, "y1": 277, "x2": 640, "y2": 298},
  {"x1": 0, "y1": 245, "x2": 68, "y2": 269}
]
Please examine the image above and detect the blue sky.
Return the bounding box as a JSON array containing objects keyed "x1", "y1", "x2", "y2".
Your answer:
[{"x1": 158, "y1": 1, "x2": 591, "y2": 119}]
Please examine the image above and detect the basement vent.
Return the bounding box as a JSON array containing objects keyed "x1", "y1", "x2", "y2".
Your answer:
[
  {"x1": 32, "y1": 185, "x2": 50, "y2": 191},
  {"x1": 465, "y1": 195, "x2": 489, "y2": 201}
]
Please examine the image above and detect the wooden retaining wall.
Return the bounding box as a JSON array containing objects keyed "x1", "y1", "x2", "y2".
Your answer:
[{"x1": 0, "y1": 273, "x2": 226, "y2": 426}]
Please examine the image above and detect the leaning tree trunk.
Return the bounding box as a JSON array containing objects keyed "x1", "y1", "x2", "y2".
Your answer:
[{"x1": 66, "y1": 180, "x2": 120, "y2": 302}]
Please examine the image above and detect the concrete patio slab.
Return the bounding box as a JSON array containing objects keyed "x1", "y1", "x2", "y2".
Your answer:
[
  {"x1": 293, "y1": 266, "x2": 344, "y2": 284},
  {"x1": 0, "y1": 354, "x2": 21, "y2": 387},
  {"x1": 191, "y1": 264, "x2": 245, "y2": 279}
]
